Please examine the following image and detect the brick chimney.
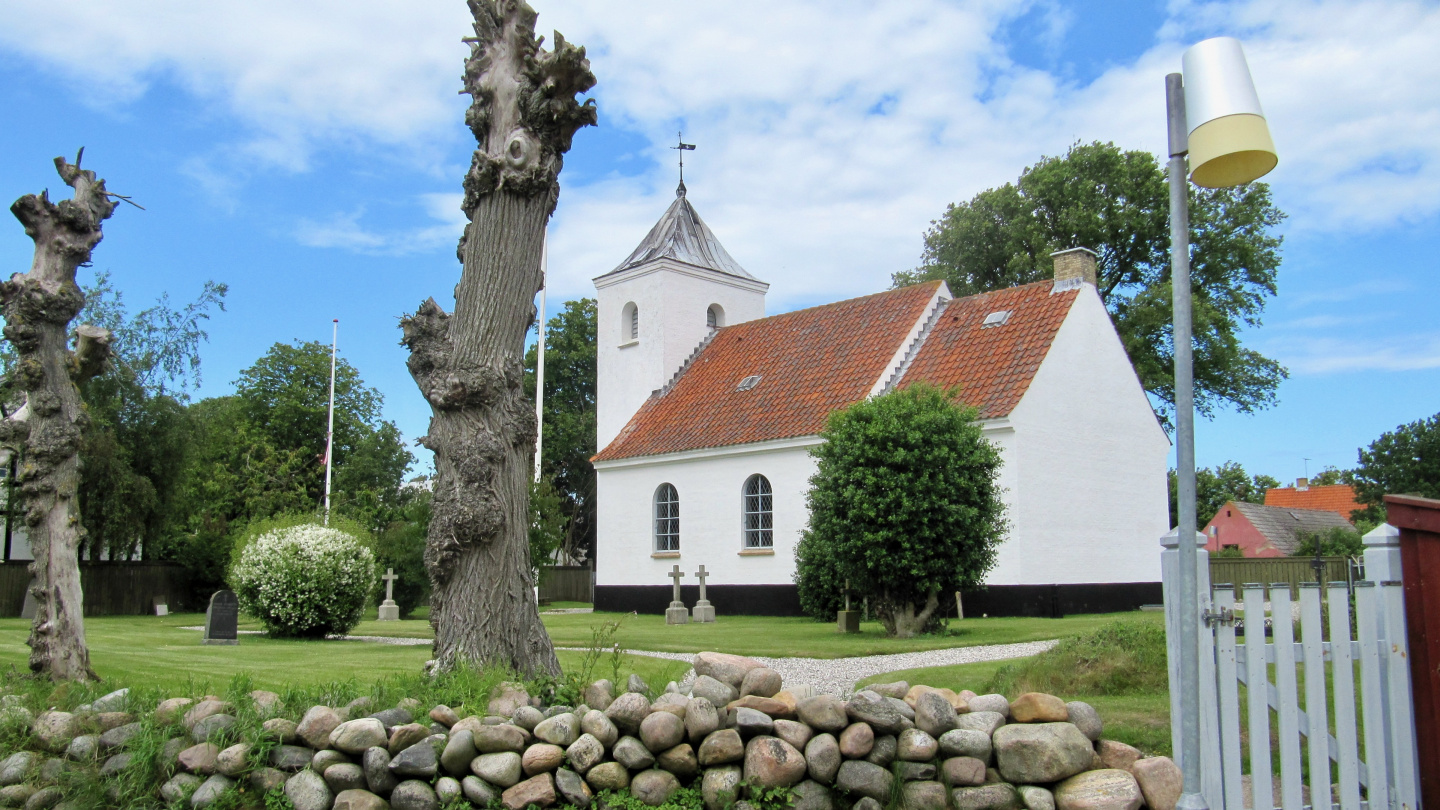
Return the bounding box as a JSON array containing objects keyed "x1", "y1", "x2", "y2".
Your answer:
[
  {"x1": 1296, "y1": 477, "x2": 1309, "y2": 490},
  {"x1": 1051, "y1": 247, "x2": 1098, "y2": 288}
]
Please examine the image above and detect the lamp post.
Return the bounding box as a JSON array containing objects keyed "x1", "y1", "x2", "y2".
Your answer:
[{"x1": 1168, "y1": 37, "x2": 1277, "y2": 810}]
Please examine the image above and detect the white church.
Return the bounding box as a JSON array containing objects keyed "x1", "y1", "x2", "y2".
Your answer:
[{"x1": 590, "y1": 186, "x2": 1170, "y2": 617}]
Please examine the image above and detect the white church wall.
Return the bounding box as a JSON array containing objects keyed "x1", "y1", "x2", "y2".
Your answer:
[
  {"x1": 994, "y1": 286, "x2": 1169, "y2": 585},
  {"x1": 595, "y1": 260, "x2": 766, "y2": 450},
  {"x1": 594, "y1": 437, "x2": 819, "y2": 588}
]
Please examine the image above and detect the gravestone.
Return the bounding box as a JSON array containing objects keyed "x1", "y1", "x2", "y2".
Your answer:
[
  {"x1": 836, "y1": 587, "x2": 860, "y2": 634},
  {"x1": 377, "y1": 568, "x2": 400, "y2": 621},
  {"x1": 690, "y1": 564, "x2": 715, "y2": 623},
  {"x1": 19, "y1": 577, "x2": 37, "y2": 620},
  {"x1": 153, "y1": 595, "x2": 169, "y2": 617},
  {"x1": 665, "y1": 564, "x2": 689, "y2": 625},
  {"x1": 203, "y1": 590, "x2": 239, "y2": 645}
]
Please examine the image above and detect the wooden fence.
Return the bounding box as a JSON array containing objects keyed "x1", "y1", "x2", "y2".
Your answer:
[
  {"x1": 1209, "y1": 555, "x2": 1354, "y2": 597},
  {"x1": 0, "y1": 562, "x2": 188, "y2": 617},
  {"x1": 538, "y1": 566, "x2": 592, "y2": 604}
]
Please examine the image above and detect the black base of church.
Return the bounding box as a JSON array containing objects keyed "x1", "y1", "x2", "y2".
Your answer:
[{"x1": 593, "y1": 582, "x2": 1162, "y2": 619}]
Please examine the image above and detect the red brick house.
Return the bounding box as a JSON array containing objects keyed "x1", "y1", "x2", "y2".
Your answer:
[{"x1": 1203, "y1": 500, "x2": 1356, "y2": 558}]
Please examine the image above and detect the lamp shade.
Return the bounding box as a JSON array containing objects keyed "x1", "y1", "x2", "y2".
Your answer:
[{"x1": 1182, "y1": 37, "x2": 1277, "y2": 188}]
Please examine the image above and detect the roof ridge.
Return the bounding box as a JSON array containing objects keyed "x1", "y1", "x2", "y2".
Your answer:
[
  {"x1": 882, "y1": 297, "x2": 951, "y2": 394},
  {"x1": 722, "y1": 282, "x2": 942, "y2": 333},
  {"x1": 657, "y1": 329, "x2": 719, "y2": 398}
]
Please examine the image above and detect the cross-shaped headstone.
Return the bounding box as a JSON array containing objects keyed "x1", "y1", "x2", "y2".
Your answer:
[
  {"x1": 668, "y1": 564, "x2": 685, "y2": 603},
  {"x1": 695, "y1": 565, "x2": 709, "y2": 603},
  {"x1": 382, "y1": 568, "x2": 398, "y2": 602}
]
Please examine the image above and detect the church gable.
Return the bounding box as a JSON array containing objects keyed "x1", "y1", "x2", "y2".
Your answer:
[{"x1": 593, "y1": 282, "x2": 942, "y2": 461}]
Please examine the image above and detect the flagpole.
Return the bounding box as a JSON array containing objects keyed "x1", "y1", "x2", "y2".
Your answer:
[
  {"x1": 324, "y1": 318, "x2": 338, "y2": 526},
  {"x1": 534, "y1": 231, "x2": 547, "y2": 484}
]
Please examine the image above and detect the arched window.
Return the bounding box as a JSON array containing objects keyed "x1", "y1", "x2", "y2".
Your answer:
[
  {"x1": 654, "y1": 483, "x2": 679, "y2": 551},
  {"x1": 621, "y1": 302, "x2": 639, "y2": 342},
  {"x1": 706, "y1": 304, "x2": 725, "y2": 331},
  {"x1": 742, "y1": 474, "x2": 772, "y2": 548}
]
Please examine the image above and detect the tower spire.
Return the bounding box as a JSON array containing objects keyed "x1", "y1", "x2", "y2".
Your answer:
[{"x1": 670, "y1": 131, "x2": 695, "y2": 197}]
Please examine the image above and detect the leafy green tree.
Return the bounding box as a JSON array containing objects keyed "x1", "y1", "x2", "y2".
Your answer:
[
  {"x1": 374, "y1": 486, "x2": 431, "y2": 618},
  {"x1": 524, "y1": 299, "x2": 597, "y2": 564},
  {"x1": 896, "y1": 141, "x2": 1287, "y2": 426},
  {"x1": 1168, "y1": 461, "x2": 1280, "y2": 528},
  {"x1": 1310, "y1": 467, "x2": 1348, "y2": 486},
  {"x1": 1292, "y1": 526, "x2": 1365, "y2": 558},
  {"x1": 530, "y1": 478, "x2": 569, "y2": 586},
  {"x1": 1350, "y1": 413, "x2": 1440, "y2": 525},
  {"x1": 795, "y1": 384, "x2": 1006, "y2": 637}
]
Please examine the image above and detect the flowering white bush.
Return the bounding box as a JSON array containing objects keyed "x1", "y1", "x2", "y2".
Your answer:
[{"x1": 230, "y1": 524, "x2": 376, "y2": 638}]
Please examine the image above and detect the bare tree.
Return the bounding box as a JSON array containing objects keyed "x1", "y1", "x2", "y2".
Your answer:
[
  {"x1": 402, "y1": 0, "x2": 595, "y2": 677},
  {"x1": 1, "y1": 151, "x2": 121, "y2": 681}
]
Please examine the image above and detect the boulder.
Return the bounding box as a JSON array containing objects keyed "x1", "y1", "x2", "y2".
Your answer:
[
  {"x1": 388, "y1": 724, "x2": 430, "y2": 756},
  {"x1": 471, "y1": 723, "x2": 527, "y2": 754},
  {"x1": 183, "y1": 701, "x2": 230, "y2": 731},
  {"x1": 658, "y1": 743, "x2": 699, "y2": 778},
  {"x1": 894, "y1": 761, "x2": 937, "y2": 782},
  {"x1": 555, "y1": 767, "x2": 593, "y2": 808},
  {"x1": 740, "y1": 667, "x2": 783, "y2": 698},
  {"x1": 744, "y1": 736, "x2": 807, "y2": 788},
  {"x1": 512, "y1": 706, "x2": 544, "y2": 731},
  {"x1": 1053, "y1": 769, "x2": 1143, "y2": 810},
  {"x1": 521, "y1": 743, "x2": 565, "y2": 775},
  {"x1": 286, "y1": 769, "x2": 333, "y2": 810},
  {"x1": 159, "y1": 773, "x2": 203, "y2": 803},
  {"x1": 191, "y1": 714, "x2": 236, "y2": 744},
  {"x1": 1096, "y1": 740, "x2": 1142, "y2": 772},
  {"x1": 370, "y1": 708, "x2": 415, "y2": 732},
  {"x1": 952, "y1": 785, "x2": 1023, "y2": 810},
  {"x1": 95, "y1": 712, "x2": 133, "y2": 732},
  {"x1": 389, "y1": 736, "x2": 442, "y2": 779},
  {"x1": 64, "y1": 736, "x2": 98, "y2": 763},
  {"x1": 693, "y1": 652, "x2": 766, "y2": 689},
  {"x1": 685, "y1": 698, "x2": 720, "y2": 744},
  {"x1": 865, "y1": 735, "x2": 897, "y2": 767},
  {"x1": 867, "y1": 682, "x2": 909, "y2": 699},
  {"x1": 852, "y1": 799, "x2": 882, "y2": 810},
  {"x1": 955, "y1": 711, "x2": 1007, "y2": 737},
  {"x1": 334, "y1": 789, "x2": 390, "y2": 810},
  {"x1": 91, "y1": 688, "x2": 129, "y2": 713},
  {"x1": 698, "y1": 728, "x2": 745, "y2": 766},
  {"x1": 630, "y1": 769, "x2": 682, "y2": 807},
  {"x1": 626, "y1": 673, "x2": 650, "y2": 695},
  {"x1": 604, "y1": 692, "x2": 652, "y2": 736},
  {"x1": 178, "y1": 743, "x2": 220, "y2": 775},
  {"x1": 565, "y1": 733, "x2": 605, "y2": 774},
  {"x1": 1066, "y1": 702, "x2": 1102, "y2": 741},
  {"x1": 0, "y1": 785, "x2": 37, "y2": 807},
  {"x1": 324, "y1": 763, "x2": 367, "y2": 793},
  {"x1": 640, "y1": 711, "x2": 686, "y2": 752},
  {"x1": 363, "y1": 747, "x2": 398, "y2": 795},
  {"x1": 691, "y1": 676, "x2": 739, "y2": 709},
  {"x1": 313, "y1": 749, "x2": 351, "y2": 774},
  {"x1": 903, "y1": 781, "x2": 949, "y2": 810},
  {"x1": 845, "y1": 693, "x2": 906, "y2": 735},
  {"x1": 915, "y1": 692, "x2": 959, "y2": 737},
  {"x1": 297, "y1": 706, "x2": 344, "y2": 750},
  {"x1": 533, "y1": 714, "x2": 581, "y2": 747},
  {"x1": 804, "y1": 733, "x2": 840, "y2": 784},
  {"x1": 488, "y1": 683, "x2": 531, "y2": 718},
  {"x1": 582, "y1": 680, "x2": 614, "y2": 711},
  {"x1": 215, "y1": 743, "x2": 251, "y2": 778},
  {"x1": 651, "y1": 692, "x2": 689, "y2": 718},
  {"x1": 701, "y1": 765, "x2": 743, "y2": 810},
  {"x1": 332, "y1": 718, "x2": 389, "y2": 754},
  {"x1": 966, "y1": 695, "x2": 1011, "y2": 717},
  {"x1": 438, "y1": 777, "x2": 463, "y2": 804},
  {"x1": 896, "y1": 728, "x2": 938, "y2": 761},
  {"x1": 835, "y1": 760, "x2": 892, "y2": 802},
  {"x1": 263, "y1": 718, "x2": 300, "y2": 744},
  {"x1": 249, "y1": 767, "x2": 287, "y2": 794},
  {"x1": 796, "y1": 696, "x2": 848, "y2": 733},
  {"x1": 994, "y1": 723, "x2": 1093, "y2": 784},
  {"x1": 440, "y1": 729, "x2": 478, "y2": 777},
  {"x1": 1019, "y1": 786, "x2": 1056, "y2": 810},
  {"x1": 585, "y1": 762, "x2": 630, "y2": 792},
  {"x1": 734, "y1": 707, "x2": 774, "y2": 738},
  {"x1": 156, "y1": 698, "x2": 194, "y2": 724},
  {"x1": 250, "y1": 690, "x2": 283, "y2": 719},
  {"x1": 728, "y1": 696, "x2": 795, "y2": 720},
  {"x1": 470, "y1": 752, "x2": 523, "y2": 788},
  {"x1": 580, "y1": 710, "x2": 619, "y2": 748},
  {"x1": 462, "y1": 775, "x2": 499, "y2": 806},
  {"x1": 838, "y1": 722, "x2": 874, "y2": 759},
  {"x1": 612, "y1": 735, "x2": 656, "y2": 770},
  {"x1": 943, "y1": 756, "x2": 987, "y2": 786},
  {"x1": 267, "y1": 745, "x2": 312, "y2": 772},
  {"x1": 773, "y1": 719, "x2": 813, "y2": 751},
  {"x1": 1129, "y1": 757, "x2": 1182, "y2": 810},
  {"x1": 190, "y1": 775, "x2": 235, "y2": 808},
  {"x1": 1010, "y1": 693, "x2": 1069, "y2": 724},
  {"x1": 886, "y1": 696, "x2": 916, "y2": 721},
  {"x1": 430, "y1": 705, "x2": 460, "y2": 727},
  {"x1": 392, "y1": 779, "x2": 441, "y2": 810},
  {"x1": 938, "y1": 729, "x2": 992, "y2": 761},
  {"x1": 32, "y1": 713, "x2": 77, "y2": 753},
  {"x1": 101, "y1": 752, "x2": 132, "y2": 777}
]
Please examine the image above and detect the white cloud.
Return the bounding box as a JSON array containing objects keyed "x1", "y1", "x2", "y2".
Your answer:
[
  {"x1": 1270, "y1": 333, "x2": 1440, "y2": 374},
  {"x1": 294, "y1": 193, "x2": 466, "y2": 257}
]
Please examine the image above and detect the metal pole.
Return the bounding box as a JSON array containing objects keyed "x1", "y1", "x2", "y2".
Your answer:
[
  {"x1": 1167, "y1": 72, "x2": 1208, "y2": 810},
  {"x1": 323, "y1": 318, "x2": 338, "y2": 527},
  {"x1": 534, "y1": 231, "x2": 547, "y2": 484}
]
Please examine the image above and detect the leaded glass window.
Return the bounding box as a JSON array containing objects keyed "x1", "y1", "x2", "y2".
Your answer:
[
  {"x1": 742, "y1": 474, "x2": 772, "y2": 548},
  {"x1": 654, "y1": 483, "x2": 679, "y2": 551}
]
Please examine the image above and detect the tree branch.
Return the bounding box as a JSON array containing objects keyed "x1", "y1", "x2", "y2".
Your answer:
[{"x1": 73, "y1": 324, "x2": 112, "y2": 382}]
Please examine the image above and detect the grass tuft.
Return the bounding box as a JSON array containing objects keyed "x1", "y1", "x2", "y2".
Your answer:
[{"x1": 986, "y1": 620, "x2": 1167, "y2": 697}]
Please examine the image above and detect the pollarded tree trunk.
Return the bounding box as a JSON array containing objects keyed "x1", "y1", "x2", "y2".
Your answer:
[
  {"x1": 1, "y1": 151, "x2": 118, "y2": 681},
  {"x1": 881, "y1": 590, "x2": 941, "y2": 639},
  {"x1": 401, "y1": 0, "x2": 595, "y2": 677}
]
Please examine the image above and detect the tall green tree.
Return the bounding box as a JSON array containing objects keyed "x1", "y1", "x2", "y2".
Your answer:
[
  {"x1": 795, "y1": 384, "x2": 1006, "y2": 637},
  {"x1": 1350, "y1": 413, "x2": 1440, "y2": 525},
  {"x1": 1167, "y1": 461, "x2": 1281, "y2": 528},
  {"x1": 896, "y1": 141, "x2": 1287, "y2": 426},
  {"x1": 524, "y1": 298, "x2": 597, "y2": 564}
]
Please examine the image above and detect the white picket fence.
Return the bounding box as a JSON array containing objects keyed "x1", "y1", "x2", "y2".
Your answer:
[{"x1": 1161, "y1": 525, "x2": 1421, "y2": 810}]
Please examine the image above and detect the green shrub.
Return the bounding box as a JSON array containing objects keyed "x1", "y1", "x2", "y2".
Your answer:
[
  {"x1": 229, "y1": 522, "x2": 376, "y2": 638},
  {"x1": 987, "y1": 620, "x2": 1168, "y2": 697}
]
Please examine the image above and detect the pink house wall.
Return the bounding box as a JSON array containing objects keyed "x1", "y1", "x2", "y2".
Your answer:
[{"x1": 1203, "y1": 503, "x2": 1286, "y2": 558}]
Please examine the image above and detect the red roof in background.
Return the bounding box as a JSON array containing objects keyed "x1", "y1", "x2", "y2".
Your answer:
[
  {"x1": 1264, "y1": 484, "x2": 1364, "y2": 522},
  {"x1": 898, "y1": 281, "x2": 1080, "y2": 418},
  {"x1": 593, "y1": 283, "x2": 941, "y2": 462}
]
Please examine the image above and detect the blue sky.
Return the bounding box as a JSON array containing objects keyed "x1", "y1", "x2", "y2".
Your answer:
[{"x1": 0, "y1": 0, "x2": 1435, "y2": 484}]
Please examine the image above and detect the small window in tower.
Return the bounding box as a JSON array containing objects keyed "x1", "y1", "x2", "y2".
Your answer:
[
  {"x1": 982, "y1": 310, "x2": 1013, "y2": 328},
  {"x1": 736, "y1": 375, "x2": 761, "y2": 392},
  {"x1": 707, "y1": 304, "x2": 725, "y2": 331},
  {"x1": 621, "y1": 302, "x2": 639, "y2": 344},
  {"x1": 630, "y1": 306, "x2": 639, "y2": 340}
]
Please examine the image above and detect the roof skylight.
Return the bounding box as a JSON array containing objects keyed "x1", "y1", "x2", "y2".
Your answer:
[
  {"x1": 982, "y1": 310, "x2": 1013, "y2": 327},
  {"x1": 736, "y1": 375, "x2": 762, "y2": 392}
]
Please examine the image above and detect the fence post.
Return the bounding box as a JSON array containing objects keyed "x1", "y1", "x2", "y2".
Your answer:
[
  {"x1": 1384, "y1": 495, "x2": 1440, "y2": 810},
  {"x1": 1160, "y1": 528, "x2": 1223, "y2": 806},
  {"x1": 1363, "y1": 522, "x2": 1402, "y2": 581}
]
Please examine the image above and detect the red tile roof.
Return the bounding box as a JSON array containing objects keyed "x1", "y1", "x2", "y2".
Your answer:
[
  {"x1": 593, "y1": 283, "x2": 942, "y2": 461},
  {"x1": 897, "y1": 281, "x2": 1079, "y2": 418},
  {"x1": 1264, "y1": 484, "x2": 1364, "y2": 522}
]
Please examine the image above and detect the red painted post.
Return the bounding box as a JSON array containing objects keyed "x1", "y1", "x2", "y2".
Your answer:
[{"x1": 1385, "y1": 493, "x2": 1440, "y2": 807}]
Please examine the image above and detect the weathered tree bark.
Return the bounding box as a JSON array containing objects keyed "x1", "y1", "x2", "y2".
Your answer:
[
  {"x1": 1, "y1": 151, "x2": 118, "y2": 681},
  {"x1": 882, "y1": 591, "x2": 941, "y2": 639},
  {"x1": 402, "y1": 0, "x2": 595, "y2": 677}
]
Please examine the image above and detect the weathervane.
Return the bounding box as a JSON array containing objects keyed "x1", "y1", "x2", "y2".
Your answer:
[{"x1": 670, "y1": 131, "x2": 695, "y2": 197}]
